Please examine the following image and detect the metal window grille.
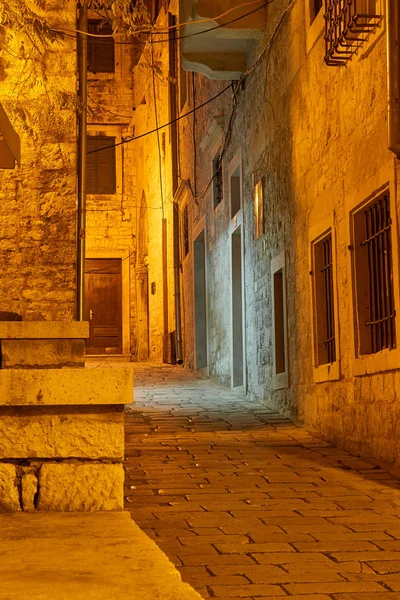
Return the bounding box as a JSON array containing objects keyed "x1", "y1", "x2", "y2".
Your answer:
[
  {"x1": 213, "y1": 154, "x2": 223, "y2": 208},
  {"x1": 361, "y1": 194, "x2": 396, "y2": 353},
  {"x1": 324, "y1": 0, "x2": 380, "y2": 66},
  {"x1": 182, "y1": 205, "x2": 189, "y2": 258},
  {"x1": 321, "y1": 234, "x2": 336, "y2": 363}
]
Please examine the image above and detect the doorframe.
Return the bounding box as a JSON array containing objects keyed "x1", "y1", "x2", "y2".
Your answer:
[
  {"x1": 85, "y1": 249, "x2": 130, "y2": 356},
  {"x1": 228, "y1": 148, "x2": 247, "y2": 391},
  {"x1": 192, "y1": 215, "x2": 209, "y2": 377}
]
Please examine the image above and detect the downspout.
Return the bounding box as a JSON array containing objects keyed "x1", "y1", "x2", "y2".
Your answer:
[
  {"x1": 387, "y1": 0, "x2": 400, "y2": 155},
  {"x1": 173, "y1": 202, "x2": 183, "y2": 364},
  {"x1": 76, "y1": 1, "x2": 88, "y2": 320}
]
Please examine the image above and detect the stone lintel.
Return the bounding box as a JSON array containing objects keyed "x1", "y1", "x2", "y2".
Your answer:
[
  {"x1": 0, "y1": 367, "x2": 133, "y2": 406},
  {"x1": 0, "y1": 321, "x2": 89, "y2": 339}
]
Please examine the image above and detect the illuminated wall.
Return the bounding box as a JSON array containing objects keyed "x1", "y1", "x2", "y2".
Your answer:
[
  {"x1": 175, "y1": 0, "x2": 400, "y2": 466},
  {"x1": 0, "y1": 0, "x2": 77, "y2": 320}
]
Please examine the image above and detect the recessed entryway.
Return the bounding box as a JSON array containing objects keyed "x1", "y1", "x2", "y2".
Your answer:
[
  {"x1": 194, "y1": 229, "x2": 208, "y2": 371},
  {"x1": 231, "y1": 226, "x2": 244, "y2": 388},
  {"x1": 85, "y1": 258, "x2": 122, "y2": 355}
]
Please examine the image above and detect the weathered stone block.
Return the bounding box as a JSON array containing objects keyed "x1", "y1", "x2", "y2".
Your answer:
[
  {"x1": 0, "y1": 321, "x2": 89, "y2": 339},
  {"x1": 0, "y1": 464, "x2": 21, "y2": 512},
  {"x1": 1, "y1": 339, "x2": 85, "y2": 369},
  {"x1": 37, "y1": 463, "x2": 124, "y2": 511},
  {"x1": 21, "y1": 474, "x2": 37, "y2": 512},
  {"x1": 0, "y1": 406, "x2": 124, "y2": 459},
  {"x1": 0, "y1": 367, "x2": 133, "y2": 405}
]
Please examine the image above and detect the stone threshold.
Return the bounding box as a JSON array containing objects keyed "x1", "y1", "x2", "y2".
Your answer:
[
  {"x1": 86, "y1": 354, "x2": 132, "y2": 361},
  {"x1": 0, "y1": 511, "x2": 203, "y2": 600}
]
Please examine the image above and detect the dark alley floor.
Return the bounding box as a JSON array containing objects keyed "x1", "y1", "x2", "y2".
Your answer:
[{"x1": 118, "y1": 363, "x2": 400, "y2": 600}]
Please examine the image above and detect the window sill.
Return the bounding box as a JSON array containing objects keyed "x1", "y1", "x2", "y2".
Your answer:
[
  {"x1": 353, "y1": 346, "x2": 400, "y2": 376},
  {"x1": 272, "y1": 371, "x2": 289, "y2": 390},
  {"x1": 314, "y1": 361, "x2": 340, "y2": 383},
  {"x1": 88, "y1": 72, "x2": 116, "y2": 80}
]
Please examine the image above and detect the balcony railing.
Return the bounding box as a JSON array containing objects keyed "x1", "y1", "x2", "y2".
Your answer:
[{"x1": 324, "y1": 0, "x2": 380, "y2": 66}]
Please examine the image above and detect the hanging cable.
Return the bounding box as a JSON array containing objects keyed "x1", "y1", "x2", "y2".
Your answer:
[
  {"x1": 52, "y1": 0, "x2": 271, "y2": 39},
  {"x1": 87, "y1": 83, "x2": 232, "y2": 155}
]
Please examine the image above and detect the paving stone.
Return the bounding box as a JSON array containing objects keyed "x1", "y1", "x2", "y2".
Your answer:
[{"x1": 123, "y1": 363, "x2": 400, "y2": 600}]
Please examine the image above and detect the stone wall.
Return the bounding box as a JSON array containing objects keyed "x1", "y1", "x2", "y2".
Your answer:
[
  {"x1": 0, "y1": 0, "x2": 78, "y2": 320},
  {"x1": 175, "y1": 1, "x2": 400, "y2": 469},
  {"x1": 131, "y1": 5, "x2": 179, "y2": 362},
  {"x1": 0, "y1": 322, "x2": 131, "y2": 513}
]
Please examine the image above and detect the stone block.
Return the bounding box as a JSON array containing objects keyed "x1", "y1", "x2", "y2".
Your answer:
[
  {"x1": 0, "y1": 321, "x2": 89, "y2": 339},
  {"x1": 0, "y1": 512, "x2": 204, "y2": 600},
  {"x1": 22, "y1": 474, "x2": 37, "y2": 512},
  {"x1": 0, "y1": 367, "x2": 133, "y2": 405},
  {"x1": 0, "y1": 464, "x2": 21, "y2": 512},
  {"x1": 37, "y1": 463, "x2": 124, "y2": 511},
  {"x1": 1, "y1": 339, "x2": 85, "y2": 369},
  {"x1": 0, "y1": 406, "x2": 124, "y2": 459}
]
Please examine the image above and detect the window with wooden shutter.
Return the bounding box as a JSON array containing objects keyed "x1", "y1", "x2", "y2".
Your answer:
[
  {"x1": 87, "y1": 136, "x2": 116, "y2": 194},
  {"x1": 88, "y1": 21, "x2": 115, "y2": 73}
]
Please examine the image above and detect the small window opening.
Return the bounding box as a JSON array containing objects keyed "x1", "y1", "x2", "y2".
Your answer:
[
  {"x1": 273, "y1": 269, "x2": 286, "y2": 375},
  {"x1": 86, "y1": 136, "x2": 116, "y2": 195},
  {"x1": 254, "y1": 179, "x2": 264, "y2": 239},
  {"x1": 182, "y1": 204, "x2": 189, "y2": 258},
  {"x1": 353, "y1": 192, "x2": 396, "y2": 355},
  {"x1": 212, "y1": 152, "x2": 223, "y2": 209},
  {"x1": 312, "y1": 231, "x2": 336, "y2": 365},
  {"x1": 87, "y1": 20, "x2": 115, "y2": 73},
  {"x1": 230, "y1": 166, "x2": 241, "y2": 218}
]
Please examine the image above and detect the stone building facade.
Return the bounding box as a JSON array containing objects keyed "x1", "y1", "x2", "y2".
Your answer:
[
  {"x1": 1, "y1": 0, "x2": 399, "y2": 473},
  {"x1": 0, "y1": 0, "x2": 77, "y2": 320},
  {"x1": 137, "y1": 0, "x2": 400, "y2": 469}
]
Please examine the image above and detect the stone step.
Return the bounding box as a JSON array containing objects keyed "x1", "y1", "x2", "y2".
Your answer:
[{"x1": 0, "y1": 511, "x2": 203, "y2": 599}]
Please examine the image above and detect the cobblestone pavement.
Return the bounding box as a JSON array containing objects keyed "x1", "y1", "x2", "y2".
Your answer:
[{"x1": 123, "y1": 363, "x2": 400, "y2": 600}]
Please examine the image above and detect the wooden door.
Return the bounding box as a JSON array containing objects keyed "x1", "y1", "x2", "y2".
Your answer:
[{"x1": 85, "y1": 258, "x2": 122, "y2": 355}]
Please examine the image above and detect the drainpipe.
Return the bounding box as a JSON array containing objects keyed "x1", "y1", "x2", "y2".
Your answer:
[
  {"x1": 173, "y1": 202, "x2": 183, "y2": 364},
  {"x1": 387, "y1": 0, "x2": 400, "y2": 155},
  {"x1": 76, "y1": 1, "x2": 88, "y2": 320}
]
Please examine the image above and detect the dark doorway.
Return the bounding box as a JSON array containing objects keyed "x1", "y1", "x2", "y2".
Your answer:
[
  {"x1": 194, "y1": 230, "x2": 208, "y2": 370},
  {"x1": 85, "y1": 258, "x2": 122, "y2": 355}
]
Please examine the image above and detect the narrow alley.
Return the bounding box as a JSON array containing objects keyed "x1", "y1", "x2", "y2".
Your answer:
[{"x1": 121, "y1": 364, "x2": 400, "y2": 600}]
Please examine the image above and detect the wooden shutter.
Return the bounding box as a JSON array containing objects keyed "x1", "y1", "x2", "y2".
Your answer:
[
  {"x1": 88, "y1": 21, "x2": 115, "y2": 73},
  {"x1": 86, "y1": 136, "x2": 116, "y2": 195},
  {"x1": 86, "y1": 137, "x2": 97, "y2": 194}
]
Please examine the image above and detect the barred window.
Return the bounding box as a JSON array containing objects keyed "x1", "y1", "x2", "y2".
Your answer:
[
  {"x1": 324, "y1": 0, "x2": 380, "y2": 66},
  {"x1": 312, "y1": 231, "x2": 336, "y2": 365},
  {"x1": 212, "y1": 151, "x2": 223, "y2": 209},
  {"x1": 88, "y1": 21, "x2": 115, "y2": 73},
  {"x1": 352, "y1": 192, "x2": 396, "y2": 355},
  {"x1": 182, "y1": 204, "x2": 189, "y2": 258}
]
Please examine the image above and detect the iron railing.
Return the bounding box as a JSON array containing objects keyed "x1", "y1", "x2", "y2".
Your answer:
[
  {"x1": 361, "y1": 194, "x2": 396, "y2": 353},
  {"x1": 324, "y1": 0, "x2": 380, "y2": 66}
]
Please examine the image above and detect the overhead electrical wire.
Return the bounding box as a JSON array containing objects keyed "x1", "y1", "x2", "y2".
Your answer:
[
  {"x1": 52, "y1": 0, "x2": 270, "y2": 38},
  {"x1": 87, "y1": 0, "x2": 295, "y2": 203},
  {"x1": 54, "y1": 0, "x2": 275, "y2": 46},
  {"x1": 87, "y1": 83, "x2": 232, "y2": 155}
]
